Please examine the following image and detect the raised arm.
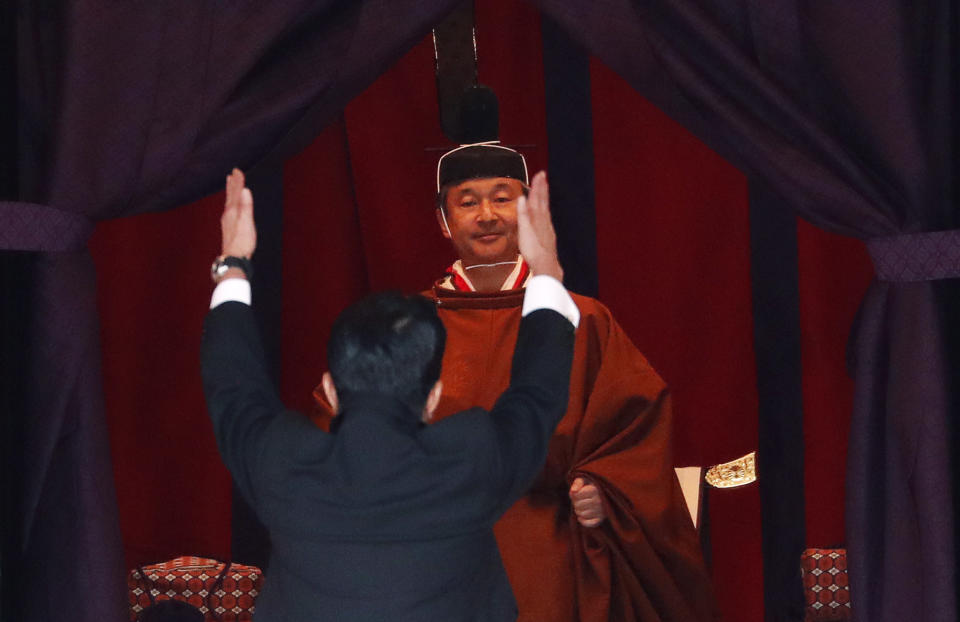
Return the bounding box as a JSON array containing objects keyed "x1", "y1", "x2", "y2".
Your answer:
[
  {"x1": 488, "y1": 171, "x2": 579, "y2": 508},
  {"x1": 520, "y1": 172, "x2": 608, "y2": 527},
  {"x1": 201, "y1": 169, "x2": 284, "y2": 501},
  {"x1": 217, "y1": 168, "x2": 256, "y2": 278}
]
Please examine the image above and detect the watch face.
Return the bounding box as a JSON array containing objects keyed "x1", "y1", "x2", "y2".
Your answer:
[
  {"x1": 211, "y1": 257, "x2": 229, "y2": 277},
  {"x1": 211, "y1": 256, "x2": 248, "y2": 280}
]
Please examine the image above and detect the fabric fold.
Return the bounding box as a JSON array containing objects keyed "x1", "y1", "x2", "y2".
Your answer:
[
  {"x1": 866, "y1": 229, "x2": 960, "y2": 281},
  {"x1": 0, "y1": 202, "x2": 94, "y2": 251}
]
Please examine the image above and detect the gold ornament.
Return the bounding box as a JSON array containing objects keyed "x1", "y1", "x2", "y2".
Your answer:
[{"x1": 705, "y1": 451, "x2": 757, "y2": 488}]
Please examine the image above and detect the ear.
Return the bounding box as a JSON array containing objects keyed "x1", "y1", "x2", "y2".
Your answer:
[
  {"x1": 321, "y1": 372, "x2": 339, "y2": 415},
  {"x1": 436, "y1": 208, "x2": 452, "y2": 239},
  {"x1": 422, "y1": 380, "x2": 443, "y2": 423}
]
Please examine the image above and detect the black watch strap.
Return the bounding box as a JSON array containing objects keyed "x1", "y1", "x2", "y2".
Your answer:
[{"x1": 211, "y1": 255, "x2": 253, "y2": 281}]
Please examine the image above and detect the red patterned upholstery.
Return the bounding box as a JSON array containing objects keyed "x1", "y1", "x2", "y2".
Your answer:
[
  {"x1": 801, "y1": 548, "x2": 851, "y2": 621},
  {"x1": 128, "y1": 557, "x2": 263, "y2": 622}
]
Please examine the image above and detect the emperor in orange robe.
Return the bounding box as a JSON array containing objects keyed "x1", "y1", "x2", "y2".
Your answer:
[
  {"x1": 422, "y1": 272, "x2": 714, "y2": 622},
  {"x1": 317, "y1": 154, "x2": 714, "y2": 619},
  {"x1": 313, "y1": 271, "x2": 714, "y2": 621}
]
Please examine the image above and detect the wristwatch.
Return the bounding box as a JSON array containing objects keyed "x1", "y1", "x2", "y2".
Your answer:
[{"x1": 211, "y1": 255, "x2": 253, "y2": 281}]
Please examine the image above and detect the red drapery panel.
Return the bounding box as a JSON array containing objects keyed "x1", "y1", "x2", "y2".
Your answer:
[
  {"x1": 590, "y1": 60, "x2": 761, "y2": 621},
  {"x1": 797, "y1": 221, "x2": 873, "y2": 548},
  {"x1": 90, "y1": 196, "x2": 232, "y2": 567}
]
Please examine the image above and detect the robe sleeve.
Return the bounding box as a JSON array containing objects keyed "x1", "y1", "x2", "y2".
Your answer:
[{"x1": 568, "y1": 304, "x2": 716, "y2": 622}]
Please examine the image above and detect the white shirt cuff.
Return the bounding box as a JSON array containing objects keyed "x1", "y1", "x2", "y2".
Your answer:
[
  {"x1": 521, "y1": 275, "x2": 580, "y2": 328},
  {"x1": 210, "y1": 278, "x2": 251, "y2": 309}
]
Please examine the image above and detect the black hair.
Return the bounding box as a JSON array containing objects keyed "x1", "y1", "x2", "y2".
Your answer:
[{"x1": 327, "y1": 292, "x2": 446, "y2": 415}]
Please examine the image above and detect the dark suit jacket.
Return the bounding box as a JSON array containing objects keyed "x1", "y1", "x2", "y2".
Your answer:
[{"x1": 201, "y1": 301, "x2": 574, "y2": 622}]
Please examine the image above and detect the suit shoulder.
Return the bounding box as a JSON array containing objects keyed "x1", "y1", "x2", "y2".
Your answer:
[{"x1": 419, "y1": 408, "x2": 495, "y2": 451}]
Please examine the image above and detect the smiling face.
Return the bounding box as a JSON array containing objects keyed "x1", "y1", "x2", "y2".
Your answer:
[{"x1": 436, "y1": 177, "x2": 525, "y2": 266}]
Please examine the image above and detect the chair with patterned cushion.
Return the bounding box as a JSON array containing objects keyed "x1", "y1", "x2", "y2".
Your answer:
[
  {"x1": 128, "y1": 557, "x2": 264, "y2": 622},
  {"x1": 801, "y1": 548, "x2": 851, "y2": 621}
]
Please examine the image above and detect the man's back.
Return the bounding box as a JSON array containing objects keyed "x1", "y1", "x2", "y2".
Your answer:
[
  {"x1": 202, "y1": 298, "x2": 575, "y2": 621},
  {"x1": 203, "y1": 167, "x2": 576, "y2": 621},
  {"x1": 245, "y1": 401, "x2": 515, "y2": 621}
]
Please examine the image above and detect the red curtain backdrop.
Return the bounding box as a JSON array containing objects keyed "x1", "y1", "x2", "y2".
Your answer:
[
  {"x1": 589, "y1": 60, "x2": 761, "y2": 619},
  {"x1": 796, "y1": 221, "x2": 873, "y2": 548},
  {"x1": 88, "y1": 1, "x2": 874, "y2": 618},
  {"x1": 91, "y1": 194, "x2": 233, "y2": 565}
]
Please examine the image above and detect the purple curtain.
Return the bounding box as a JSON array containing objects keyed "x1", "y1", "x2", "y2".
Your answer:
[
  {"x1": 531, "y1": 0, "x2": 960, "y2": 620},
  {"x1": 0, "y1": 2, "x2": 458, "y2": 620}
]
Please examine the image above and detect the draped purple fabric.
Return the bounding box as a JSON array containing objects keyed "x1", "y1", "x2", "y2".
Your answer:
[
  {"x1": 530, "y1": 0, "x2": 959, "y2": 620},
  {"x1": 4, "y1": 2, "x2": 457, "y2": 620}
]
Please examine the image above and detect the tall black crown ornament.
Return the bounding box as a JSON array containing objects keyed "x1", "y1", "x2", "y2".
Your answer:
[{"x1": 436, "y1": 85, "x2": 528, "y2": 191}]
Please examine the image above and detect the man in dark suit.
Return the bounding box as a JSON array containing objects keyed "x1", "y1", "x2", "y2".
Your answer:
[{"x1": 201, "y1": 169, "x2": 578, "y2": 621}]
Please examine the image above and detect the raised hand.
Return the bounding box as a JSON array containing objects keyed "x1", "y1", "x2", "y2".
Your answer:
[
  {"x1": 221, "y1": 168, "x2": 256, "y2": 258},
  {"x1": 569, "y1": 477, "x2": 606, "y2": 528},
  {"x1": 517, "y1": 171, "x2": 563, "y2": 282}
]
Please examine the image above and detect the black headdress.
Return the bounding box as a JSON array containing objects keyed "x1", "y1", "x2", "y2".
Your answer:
[{"x1": 436, "y1": 86, "x2": 528, "y2": 191}]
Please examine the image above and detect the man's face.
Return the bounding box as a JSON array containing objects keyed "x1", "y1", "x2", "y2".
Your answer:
[{"x1": 436, "y1": 177, "x2": 524, "y2": 266}]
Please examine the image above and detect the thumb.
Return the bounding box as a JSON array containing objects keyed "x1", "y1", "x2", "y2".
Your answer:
[{"x1": 569, "y1": 478, "x2": 584, "y2": 495}]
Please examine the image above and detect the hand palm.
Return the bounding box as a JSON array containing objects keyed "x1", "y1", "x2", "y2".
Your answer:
[
  {"x1": 517, "y1": 171, "x2": 562, "y2": 281},
  {"x1": 221, "y1": 169, "x2": 257, "y2": 258}
]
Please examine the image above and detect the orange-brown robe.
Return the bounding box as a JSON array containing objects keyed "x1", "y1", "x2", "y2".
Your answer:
[{"x1": 314, "y1": 283, "x2": 714, "y2": 621}]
